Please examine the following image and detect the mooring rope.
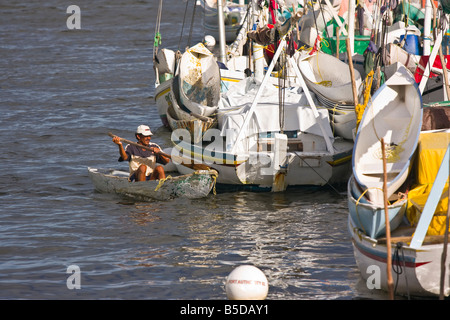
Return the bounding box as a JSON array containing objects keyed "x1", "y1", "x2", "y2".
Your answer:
[
  {"x1": 154, "y1": 175, "x2": 172, "y2": 192},
  {"x1": 178, "y1": 0, "x2": 191, "y2": 51},
  {"x1": 393, "y1": 242, "x2": 411, "y2": 299},
  {"x1": 293, "y1": 152, "x2": 342, "y2": 196}
]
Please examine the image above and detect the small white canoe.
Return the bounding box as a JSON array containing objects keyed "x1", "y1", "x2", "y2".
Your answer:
[
  {"x1": 178, "y1": 43, "x2": 220, "y2": 117},
  {"x1": 88, "y1": 167, "x2": 217, "y2": 201},
  {"x1": 298, "y1": 51, "x2": 362, "y2": 106},
  {"x1": 352, "y1": 65, "x2": 422, "y2": 206}
]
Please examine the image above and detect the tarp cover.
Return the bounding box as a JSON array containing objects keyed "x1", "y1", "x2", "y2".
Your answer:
[
  {"x1": 217, "y1": 78, "x2": 334, "y2": 147},
  {"x1": 407, "y1": 130, "x2": 450, "y2": 235}
]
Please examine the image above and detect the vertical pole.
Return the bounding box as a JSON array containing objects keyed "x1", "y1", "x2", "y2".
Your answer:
[
  {"x1": 253, "y1": 0, "x2": 264, "y2": 81},
  {"x1": 336, "y1": 27, "x2": 340, "y2": 58},
  {"x1": 217, "y1": 0, "x2": 227, "y2": 63},
  {"x1": 424, "y1": 0, "x2": 432, "y2": 56},
  {"x1": 347, "y1": 0, "x2": 355, "y2": 57},
  {"x1": 382, "y1": 138, "x2": 394, "y2": 300},
  {"x1": 346, "y1": 38, "x2": 358, "y2": 108},
  {"x1": 439, "y1": 47, "x2": 450, "y2": 101},
  {"x1": 419, "y1": 25, "x2": 447, "y2": 94}
]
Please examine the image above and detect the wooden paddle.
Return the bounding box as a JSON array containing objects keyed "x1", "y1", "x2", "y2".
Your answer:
[{"x1": 108, "y1": 132, "x2": 210, "y2": 171}]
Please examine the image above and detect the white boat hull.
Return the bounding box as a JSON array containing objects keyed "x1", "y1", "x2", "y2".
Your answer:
[
  {"x1": 154, "y1": 79, "x2": 172, "y2": 127},
  {"x1": 347, "y1": 175, "x2": 407, "y2": 238},
  {"x1": 172, "y1": 137, "x2": 353, "y2": 190},
  {"x1": 349, "y1": 215, "x2": 450, "y2": 298}
]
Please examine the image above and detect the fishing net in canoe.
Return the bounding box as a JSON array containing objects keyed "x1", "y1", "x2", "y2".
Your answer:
[{"x1": 154, "y1": 170, "x2": 218, "y2": 197}]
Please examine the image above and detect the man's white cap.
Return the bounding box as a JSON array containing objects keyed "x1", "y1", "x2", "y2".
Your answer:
[{"x1": 136, "y1": 125, "x2": 153, "y2": 136}]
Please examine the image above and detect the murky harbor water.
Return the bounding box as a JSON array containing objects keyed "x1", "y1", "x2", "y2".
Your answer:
[{"x1": 0, "y1": 0, "x2": 390, "y2": 300}]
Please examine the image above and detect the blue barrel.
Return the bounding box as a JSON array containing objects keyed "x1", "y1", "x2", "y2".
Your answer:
[{"x1": 400, "y1": 34, "x2": 420, "y2": 55}]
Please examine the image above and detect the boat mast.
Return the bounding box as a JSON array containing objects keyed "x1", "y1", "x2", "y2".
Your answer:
[
  {"x1": 423, "y1": 0, "x2": 432, "y2": 56},
  {"x1": 252, "y1": 0, "x2": 264, "y2": 81},
  {"x1": 347, "y1": 0, "x2": 355, "y2": 57},
  {"x1": 217, "y1": 0, "x2": 227, "y2": 63}
]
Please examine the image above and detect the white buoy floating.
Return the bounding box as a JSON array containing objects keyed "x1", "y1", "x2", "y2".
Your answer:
[
  {"x1": 203, "y1": 35, "x2": 216, "y2": 48},
  {"x1": 225, "y1": 265, "x2": 269, "y2": 300}
]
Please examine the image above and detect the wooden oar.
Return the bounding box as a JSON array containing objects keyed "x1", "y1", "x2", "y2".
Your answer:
[{"x1": 108, "y1": 132, "x2": 210, "y2": 171}]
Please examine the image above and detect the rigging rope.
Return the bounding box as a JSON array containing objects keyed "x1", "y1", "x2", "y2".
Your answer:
[
  {"x1": 293, "y1": 152, "x2": 343, "y2": 197},
  {"x1": 153, "y1": 0, "x2": 163, "y2": 59},
  {"x1": 187, "y1": 0, "x2": 198, "y2": 48},
  {"x1": 178, "y1": 0, "x2": 191, "y2": 51}
]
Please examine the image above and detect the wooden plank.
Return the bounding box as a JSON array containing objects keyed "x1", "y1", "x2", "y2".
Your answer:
[{"x1": 377, "y1": 234, "x2": 450, "y2": 245}]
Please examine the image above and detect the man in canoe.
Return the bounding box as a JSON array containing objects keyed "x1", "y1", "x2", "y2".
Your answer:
[{"x1": 112, "y1": 125, "x2": 170, "y2": 181}]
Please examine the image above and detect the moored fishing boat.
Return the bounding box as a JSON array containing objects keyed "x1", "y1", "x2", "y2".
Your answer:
[
  {"x1": 349, "y1": 213, "x2": 450, "y2": 297},
  {"x1": 152, "y1": 0, "x2": 223, "y2": 128},
  {"x1": 159, "y1": 70, "x2": 217, "y2": 143},
  {"x1": 352, "y1": 65, "x2": 423, "y2": 206},
  {"x1": 173, "y1": 131, "x2": 353, "y2": 191},
  {"x1": 172, "y1": 40, "x2": 354, "y2": 192},
  {"x1": 88, "y1": 167, "x2": 218, "y2": 201},
  {"x1": 349, "y1": 130, "x2": 450, "y2": 298}
]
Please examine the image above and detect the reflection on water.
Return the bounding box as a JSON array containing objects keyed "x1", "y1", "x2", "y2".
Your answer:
[
  {"x1": 106, "y1": 189, "x2": 364, "y2": 299},
  {"x1": 128, "y1": 204, "x2": 163, "y2": 226}
]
